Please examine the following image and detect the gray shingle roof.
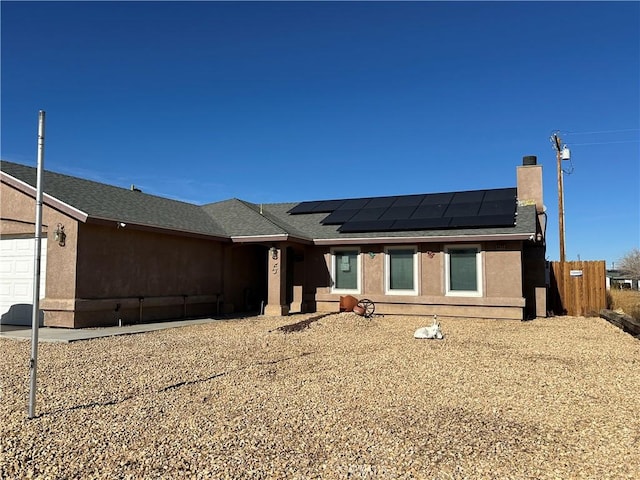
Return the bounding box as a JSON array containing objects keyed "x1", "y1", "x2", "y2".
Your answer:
[
  {"x1": 2, "y1": 160, "x2": 537, "y2": 243},
  {"x1": 261, "y1": 202, "x2": 537, "y2": 241},
  {"x1": 201, "y1": 199, "x2": 288, "y2": 237},
  {"x1": 1, "y1": 160, "x2": 227, "y2": 238}
]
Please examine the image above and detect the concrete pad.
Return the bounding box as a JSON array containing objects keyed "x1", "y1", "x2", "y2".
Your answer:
[{"x1": 0, "y1": 318, "x2": 222, "y2": 343}]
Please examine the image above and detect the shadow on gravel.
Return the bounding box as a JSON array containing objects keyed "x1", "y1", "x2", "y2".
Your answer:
[
  {"x1": 159, "y1": 371, "x2": 228, "y2": 392},
  {"x1": 33, "y1": 352, "x2": 315, "y2": 419},
  {"x1": 271, "y1": 313, "x2": 333, "y2": 333}
]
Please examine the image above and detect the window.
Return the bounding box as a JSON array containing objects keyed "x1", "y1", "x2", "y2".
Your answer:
[
  {"x1": 385, "y1": 246, "x2": 418, "y2": 295},
  {"x1": 445, "y1": 245, "x2": 482, "y2": 296},
  {"x1": 331, "y1": 248, "x2": 360, "y2": 293}
]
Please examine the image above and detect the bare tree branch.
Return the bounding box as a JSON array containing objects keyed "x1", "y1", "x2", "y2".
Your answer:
[{"x1": 618, "y1": 248, "x2": 640, "y2": 277}]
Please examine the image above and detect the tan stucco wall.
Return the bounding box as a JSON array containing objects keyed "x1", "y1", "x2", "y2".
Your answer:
[
  {"x1": 264, "y1": 245, "x2": 288, "y2": 316},
  {"x1": 484, "y1": 242, "x2": 523, "y2": 298},
  {"x1": 76, "y1": 223, "x2": 223, "y2": 298},
  {"x1": 1, "y1": 181, "x2": 79, "y2": 304},
  {"x1": 420, "y1": 245, "x2": 443, "y2": 296},
  {"x1": 38, "y1": 223, "x2": 227, "y2": 327},
  {"x1": 517, "y1": 164, "x2": 544, "y2": 213},
  {"x1": 289, "y1": 245, "x2": 306, "y2": 312},
  {"x1": 304, "y1": 247, "x2": 331, "y2": 296},
  {"x1": 223, "y1": 244, "x2": 267, "y2": 314},
  {"x1": 522, "y1": 243, "x2": 547, "y2": 318},
  {"x1": 301, "y1": 241, "x2": 526, "y2": 320},
  {"x1": 362, "y1": 246, "x2": 384, "y2": 295},
  {"x1": 263, "y1": 243, "x2": 311, "y2": 316},
  {"x1": 301, "y1": 247, "x2": 331, "y2": 310}
]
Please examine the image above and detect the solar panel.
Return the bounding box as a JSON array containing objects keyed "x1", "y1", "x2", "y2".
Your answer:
[
  {"x1": 411, "y1": 204, "x2": 448, "y2": 219},
  {"x1": 392, "y1": 217, "x2": 452, "y2": 230},
  {"x1": 364, "y1": 197, "x2": 396, "y2": 209},
  {"x1": 392, "y1": 194, "x2": 425, "y2": 207},
  {"x1": 478, "y1": 199, "x2": 516, "y2": 216},
  {"x1": 450, "y1": 190, "x2": 485, "y2": 204},
  {"x1": 338, "y1": 220, "x2": 396, "y2": 233},
  {"x1": 287, "y1": 187, "x2": 518, "y2": 233},
  {"x1": 444, "y1": 202, "x2": 481, "y2": 218},
  {"x1": 379, "y1": 206, "x2": 417, "y2": 220},
  {"x1": 321, "y1": 209, "x2": 359, "y2": 225},
  {"x1": 419, "y1": 192, "x2": 454, "y2": 206},
  {"x1": 287, "y1": 201, "x2": 323, "y2": 214},
  {"x1": 449, "y1": 215, "x2": 515, "y2": 228},
  {"x1": 482, "y1": 188, "x2": 516, "y2": 201},
  {"x1": 340, "y1": 198, "x2": 371, "y2": 210},
  {"x1": 312, "y1": 199, "x2": 345, "y2": 212},
  {"x1": 349, "y1": 207, "x2": 388, "y2": 222}
]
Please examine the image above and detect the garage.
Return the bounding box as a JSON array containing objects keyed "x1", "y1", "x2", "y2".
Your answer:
[{"x1": 0, "y1": 237, "x2": 47, "y2": 326}]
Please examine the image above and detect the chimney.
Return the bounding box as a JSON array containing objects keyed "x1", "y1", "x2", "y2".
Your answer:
[{"x1": 517, "y1": 156, "x2": 544, "y2": 213}]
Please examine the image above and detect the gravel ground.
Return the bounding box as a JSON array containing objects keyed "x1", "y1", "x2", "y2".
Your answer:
[{"x1": 1, "y1": 313, "x2": 639, "y2": 479}]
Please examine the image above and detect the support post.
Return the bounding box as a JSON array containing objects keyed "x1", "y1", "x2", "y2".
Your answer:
[
  {"x1": 264, "y1": 245, "x2": 289, "y2": 316},
  {"x1": 28, "y1": 110, "x2": 46, "y2": 419}
]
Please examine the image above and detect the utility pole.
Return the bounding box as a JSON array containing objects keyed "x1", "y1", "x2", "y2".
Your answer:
[{"x1": 552, "y1": 132, "x2": 566, "y2": 263}]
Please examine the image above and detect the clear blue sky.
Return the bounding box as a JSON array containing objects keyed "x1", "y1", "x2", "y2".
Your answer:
[{"x1": 2, "y1": 1, "x2": 638, "y2": 267}]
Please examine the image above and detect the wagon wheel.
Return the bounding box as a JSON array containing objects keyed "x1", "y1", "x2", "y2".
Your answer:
[{"x1": 356, "y1": 299, "x2": 375, "y2": 318}]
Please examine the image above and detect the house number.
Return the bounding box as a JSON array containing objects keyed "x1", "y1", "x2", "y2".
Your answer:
[{"x1": 272, "y1": 262, "x2": 279, "y2": 275}]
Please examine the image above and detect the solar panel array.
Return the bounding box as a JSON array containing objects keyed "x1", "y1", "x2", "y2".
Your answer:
[{"x1": 287, "y1": 188, "x2": 517, "y2": 233}]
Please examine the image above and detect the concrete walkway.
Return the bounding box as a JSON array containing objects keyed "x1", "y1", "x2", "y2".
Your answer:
[{"x1": 0, "y1": 318, "x2": 222, "y2": 343}]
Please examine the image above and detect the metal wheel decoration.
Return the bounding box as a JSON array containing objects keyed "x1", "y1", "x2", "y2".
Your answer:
[{"x1": 356, "y1": 299, "x2": 375, "y2": 318}]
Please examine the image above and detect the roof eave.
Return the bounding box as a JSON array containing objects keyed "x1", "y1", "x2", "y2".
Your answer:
[
  {"x1": 86, "y1": 216, "x2": 230, "y2": 242},
  {"x1": 230, "y1": 234, "x2": 313, "y2": 245},
  {"x1": 1, "y1": 171, "x2": 89, "y2": 222},
  {"x1": 313, "y1": 232, "x2": 535, "y2": 246}
]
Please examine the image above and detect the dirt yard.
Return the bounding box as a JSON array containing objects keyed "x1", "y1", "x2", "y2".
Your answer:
[{"x1": 1, "y1": 313, "x2": 639, "y2": 479}]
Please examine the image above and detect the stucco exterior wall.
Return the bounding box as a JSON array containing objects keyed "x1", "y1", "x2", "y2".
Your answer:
[
  {"x1": 222, "y1": 244, "x2": 267, "y2": 314},
  {"x1": 1, "y1": 182, "x2": 79, "y2": 325},
  {"x1": 484, "y1": 242, "x2": 523, "y2": 298},
  {"x1": 363, "y1": 245, "x2": 384, "y2": 295},
  {"x1": 289, "y1": 245, "x2": 305, "y2": 312},
  {"x1": 52, "y1": 222, "x2": 227, "y2": 327},
  {"x1": 76, "y1": 223, "x2": 223, "y2": 297},
  {"x1": 420, "y1": 245, "x2": 443, "y2": 296},
  {"x1": 307, "y1": 241, "x2": 526, "y2": 320},
  {"x1": 517, "y1": 164, "x2": 544, "y2": 213},
  {"x1": 522, "y1": 243, "x2": 547, "y2": 318},
  {"x1": 302, "y1": 247, "x2": 331, "y2": 310}
]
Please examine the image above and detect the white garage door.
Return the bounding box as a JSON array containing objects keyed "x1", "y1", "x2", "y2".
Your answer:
[{"x1": 0, "y1": 237, "x2": 47, "y2": 326}]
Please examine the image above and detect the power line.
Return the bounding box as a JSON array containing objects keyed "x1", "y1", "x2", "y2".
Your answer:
[
  {"x1": 571, "y1": 140, "x2": 640, "y2": 146},
  {"x1": 564, "y1": 128, "x2": 640, "y2": 136}
]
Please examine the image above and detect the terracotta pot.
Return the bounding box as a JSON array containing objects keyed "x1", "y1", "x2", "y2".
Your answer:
[
  {"x1": 352, "y1": 305, "x2": 365, "y2": 316},
  {"x1": 340, "y1": 295, "x2": 359, "y2": 312}
]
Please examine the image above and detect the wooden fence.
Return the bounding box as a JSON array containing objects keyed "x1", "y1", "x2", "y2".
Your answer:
[{"x1": 549, "y1": 261, "x2": 607, "y2": 317}]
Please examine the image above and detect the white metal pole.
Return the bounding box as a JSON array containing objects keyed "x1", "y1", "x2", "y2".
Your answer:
[{"x1": 28, "y1": 110, "x2": 46, "y2": 419}]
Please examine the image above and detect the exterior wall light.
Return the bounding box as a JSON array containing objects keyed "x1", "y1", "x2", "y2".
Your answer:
[
  {"x1": 270, "y1": 246, "x2": 278, "y2": 260},
  {"x1": 54, "y1": 223, "x2": 66, "y2": 246}
]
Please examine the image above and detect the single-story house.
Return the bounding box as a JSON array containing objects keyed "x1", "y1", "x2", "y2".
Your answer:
[
  {"x1": 1, "y1": 156, "x2": 547, "y2": 328},
  {"x1": 606, "y1": 270, "x2": 640, "y2": 290}
]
